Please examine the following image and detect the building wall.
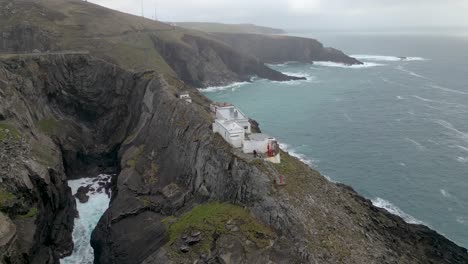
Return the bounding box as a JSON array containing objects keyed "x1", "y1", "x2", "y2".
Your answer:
[
  {"x1": 213, "y1": 121, "x2": 245, "y2": 148},
  {"x1": 243, "y1": 139, "x2": 269, "y2": 154}
]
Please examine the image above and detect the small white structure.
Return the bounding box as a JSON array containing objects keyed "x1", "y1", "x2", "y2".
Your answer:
[
  {"x1": 243, "y1": 134, "x2": 275, "y2": 153},
  {"x1": 178, "y1": 92, "x2": 192, "y2": 103},
  {"x1": 213, "y1": 119, "x2": 245, "y2": 148},
  {"x1": 243, "y1": 134, "x2": 281, "y2": 164}
]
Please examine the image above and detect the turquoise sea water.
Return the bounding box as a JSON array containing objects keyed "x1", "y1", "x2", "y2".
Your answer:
[{"x1": 203, "y1": 33, "x2": 468, "y2": 248}]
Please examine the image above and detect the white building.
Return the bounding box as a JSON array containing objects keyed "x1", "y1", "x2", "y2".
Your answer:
[
  {"x1": 213, "y1": 119, "x2": 245, "y2": 148},
  {"x1": 243, "y1": 133, "x2": 281, "y2": 163},
  {"x1": 178, "y1": 92, "x2": 192, "y2": 103},
  {"x1": 211, "y1": 102, "x2": 280, "y2": 164}
]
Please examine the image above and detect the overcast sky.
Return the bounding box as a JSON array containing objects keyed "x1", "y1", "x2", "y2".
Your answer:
[{"x1": 88, "y1": 0, "x2": 468, "y2": 30}]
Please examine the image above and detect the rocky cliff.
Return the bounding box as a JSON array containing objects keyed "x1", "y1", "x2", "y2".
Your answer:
[
  {"x1": 213, "y1": 33, "x2": 362, "y2": 65},
  {"x1": 2, "y1": 54, "x2": 466, "y2": 264}
]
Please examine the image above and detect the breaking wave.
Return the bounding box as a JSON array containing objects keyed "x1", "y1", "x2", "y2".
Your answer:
[
  {"x1": 313, "y1": 61, "x2": 384, "y2": 68},
  {"x1": 267, "y1": 61, "x2": 300, "y2": 67},
  {"x1": 428, "y1": 84, "x2": 468, "y2": 96},
  {"x1": 200, "y1": 81, "x2": 251, "y2": 93},
  {"x1": 396, "y1": 66, "x2": 426, "y2": 78},
  {"x1": 433, "y1": 119, "x2": 468, "y2": 143},
  {"x1": 279, "y1": 143, "x2": 317, "y2": 167},
  {"x1": 371, "y1": 197, "x2": 424, "y2": 225},
  {"x1": 351, "y1": 54, "x2": 426, "y2": 62}
]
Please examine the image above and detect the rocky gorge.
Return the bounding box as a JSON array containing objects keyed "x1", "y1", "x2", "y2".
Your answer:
[{"x1": 0, "y1": 1, "x2": 467, "y2": 264}]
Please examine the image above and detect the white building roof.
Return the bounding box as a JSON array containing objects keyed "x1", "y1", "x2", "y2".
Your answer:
[
  {"x1": 216, "y1": 120, "x2": 244, "y2": 133},
  {"x1": 216, "y1": 106, "x2": 248, "y2": 121},
  {"x1": 248, "y1": 133, "x2": 275, "y2": 141}
]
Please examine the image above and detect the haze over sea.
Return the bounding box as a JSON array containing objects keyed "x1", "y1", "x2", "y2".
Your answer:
[{"x1": 202, "y1": 31, "x2": 468, "y2": 248}]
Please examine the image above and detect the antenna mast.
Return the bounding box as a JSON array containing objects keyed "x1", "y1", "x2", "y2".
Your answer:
[{"x1": 141, "y1": 0, "x2": 144, "y2": 17}]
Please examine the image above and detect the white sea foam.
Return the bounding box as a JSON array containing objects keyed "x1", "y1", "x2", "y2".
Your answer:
[
  {"x1": 440, "y1": 189, "x2": 452, "y2": 198},
  {"x1": 428, "y1": 84, "x2": 468, "y2": 96},
  {"x1": 456, "y1": 145, "x2": 468, "y2": 152},
  {"x1": 395, "y1": 66, "x2": 426, "y2": 79},
  {"x1": 405, "y1": 137, "x2": 426, "y2": 151},
  {"x1": 456, "y1": 217, "x2": 467, "y2": 225},
  {"x1": 279, "y1": 143, "x2": 318, "y2": 167},
  {"x1": 312, "y1": 61, "x2": 384, "y2": 68},
  {"x1": 456, "y1": 157, "x2": 468, "y2": 163},
  {"x1": 61, "y1": 174, "x2": 112, "y2": 264},
  {"x1": 200, "y1": 81, "x2": 251, "y2": 93},
  {"x1": 396, "y1": 96, "x2": 404, "y2": 100},
  {"x1": 371, "y1": 197, "x2": 424, "y2": 225},
  {"x1": 399, "y1": 162, "x2": 407, "y2": 167},
  {"x1": 351, "y1": 54, "x2": 426, "y2": 62},
  {"x1": 433, "y1": 119, "x2": 468, "y2": 143},
  {"x1": 267, "y1": 61, "x2": 299, "y2": 67}
]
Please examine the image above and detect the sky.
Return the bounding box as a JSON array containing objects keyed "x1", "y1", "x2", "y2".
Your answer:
[{"x1": 88, "y1": 0, "x2": 468, "y2": 30}]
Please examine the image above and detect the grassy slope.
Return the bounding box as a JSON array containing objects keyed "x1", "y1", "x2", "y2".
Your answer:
[
  {"x1": 175, "y1": 22, "x2": 285, "y2": 34},
  {"x1": 0, "y1": 0, "x2": 191, "y2": 75}
]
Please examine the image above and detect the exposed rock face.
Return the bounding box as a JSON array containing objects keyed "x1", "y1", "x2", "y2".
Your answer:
[
  {"x1": 0, "y1": 54, "x2": 145, "y2": 263},
  {"x1": 150, "y1": 34, "x2": 303, "y2": 87},
  {"x1": 0, "y1": 54, "x2": 467, "y2": 264},
  {"x1": 213, "y1": 33, "x2": 362, "y2": 65}
]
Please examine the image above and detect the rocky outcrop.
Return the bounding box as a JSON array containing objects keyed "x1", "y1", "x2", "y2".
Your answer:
[
  {"x1": 150, "y1": 34, "x2": 304, "y2": 87},
  {"x1": 213, "y1": 33, "x2": 362, "y2": 65}
]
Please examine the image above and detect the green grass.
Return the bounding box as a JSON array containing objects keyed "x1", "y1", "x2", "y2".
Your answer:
[
  {"x1": 36, "y1": 118, "x2": 64, "y2": 135},
  {"x1": 162, "y1": 202, "x2": 275, "y2": 256},
  {"x1": 19, "y1": 207, "x2": 38, "y2": 218},
  {"x1": 0, "y1": 190, "x2": 16, "y2": 209},
  {"x1": 126, "y1": 145, "x2": 144, "y2": 168},
  {"x1": 0, "y1": 122, "x2": 20, "y2": 141}
]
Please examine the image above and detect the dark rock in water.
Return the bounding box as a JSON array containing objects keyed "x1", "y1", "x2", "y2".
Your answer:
[{"x1": 75, "y1": 186, "x2": 91, "y2": 203}]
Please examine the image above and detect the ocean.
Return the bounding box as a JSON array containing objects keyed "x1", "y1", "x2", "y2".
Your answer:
[{"x1": 202, "y1": 32, "x2": 468, "y2": 248}]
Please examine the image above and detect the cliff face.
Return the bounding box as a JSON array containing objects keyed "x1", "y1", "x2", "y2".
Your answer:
[
  {"x1": 0, "y1": 55, "x2": 467, "y2": 264},
  {"x1": 0, "y1": 54, "x2": 145, "y2": 263},
  {"x1": 213, "y1": 33, "x2": 362, "y2": 65},
  {"x1": 150, "y1": 34, "x2": 301, "y2": 87}
]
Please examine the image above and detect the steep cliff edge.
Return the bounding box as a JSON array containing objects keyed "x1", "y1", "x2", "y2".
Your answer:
[
  {"x1": 1, "y1": 54, "x2": 467, "y2": 264},
  {"x1": 213, "y1": 33, "x2": 362, "y2": 65}
]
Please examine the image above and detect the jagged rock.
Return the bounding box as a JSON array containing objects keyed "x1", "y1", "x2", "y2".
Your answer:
[
  {"x1": 180, "y1": 245, "x2": 190, "y2": 253},
  {"x1": 75, "y1": 186, "x2": 90, "y2": 203}
]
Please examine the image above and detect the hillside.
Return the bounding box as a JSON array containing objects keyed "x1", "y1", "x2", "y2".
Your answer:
[
  {"x1": 0, "y1": 0, "x2": 359, "y2": 87},
  {"x1": 174, "y1": 22, "x2": 286, "y2": 34},
  {"x1": 0, "y1": 0, "x2": 299, "y2": 87}
]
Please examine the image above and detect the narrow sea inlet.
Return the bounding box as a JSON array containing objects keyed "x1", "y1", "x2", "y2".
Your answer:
[
  {"x1": 61, "y1": 175, "x2": 112, "y2": 264},
  {"x1": 202, "y1": 33, "x2": 468, "y2": 247}
]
